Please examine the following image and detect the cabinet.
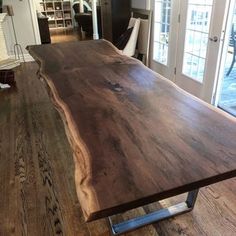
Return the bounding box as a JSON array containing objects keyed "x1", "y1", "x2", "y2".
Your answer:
[
  {"x1": 38, "y1": 17, "x2": 51, "y2": 44},
  {"x1": 39, "y1": 0, "x2": 73, "y2": 29},
  {"x1": 101, "y1": 0, "x2": 131, "y2": 43}
]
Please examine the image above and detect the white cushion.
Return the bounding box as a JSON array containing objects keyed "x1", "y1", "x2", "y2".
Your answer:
[{"x1": 122, "y1": 18, "x2": 141, "y2": 57}]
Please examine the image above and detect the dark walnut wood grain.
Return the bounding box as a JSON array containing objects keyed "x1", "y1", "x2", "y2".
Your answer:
[
  {"x1": 27, "y1": 40, "x2": 236, "y2": 222},
  {"x1": 1, "y1": 63, "x2": 235, "y2": 236}
]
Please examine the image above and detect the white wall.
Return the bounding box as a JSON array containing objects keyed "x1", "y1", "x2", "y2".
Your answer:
[
  {"x1": 3, "y1": 0, "x2": 40, "y2": 58},
  {"x1": 131, "y1": 0, "x2": 151, "y2": 10}
]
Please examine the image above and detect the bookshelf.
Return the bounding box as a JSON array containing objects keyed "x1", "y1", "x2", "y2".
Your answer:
[{"x1": 39, "y1": 0, "x2": 73, "y2": 29}]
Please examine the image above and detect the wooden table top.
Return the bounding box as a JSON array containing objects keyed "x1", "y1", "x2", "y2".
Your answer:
[{"x1": 27, "y1": 40, "x2": 236, "y2": 222}]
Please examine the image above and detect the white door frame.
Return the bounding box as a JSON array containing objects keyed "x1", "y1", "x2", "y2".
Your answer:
[{"x1": 28, "y1": 0, "x2": 41, "y2": 45}]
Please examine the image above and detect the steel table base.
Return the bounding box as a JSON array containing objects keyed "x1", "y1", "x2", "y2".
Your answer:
[{"x1": 108, "y1": 189, "x2": 199, "y2": 235}]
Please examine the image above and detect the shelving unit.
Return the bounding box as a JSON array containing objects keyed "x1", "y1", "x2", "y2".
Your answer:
[{"x1": 39, "y1": 0, "x2": 73, "y2": 29}]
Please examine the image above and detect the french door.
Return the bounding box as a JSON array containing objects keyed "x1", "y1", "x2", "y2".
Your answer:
[
  {"x1": 151, "y1": 0, "x2": 228, "y2": 103},
  {"x1": 150, "y1": 0, "x2": 180, "y2": 81}
]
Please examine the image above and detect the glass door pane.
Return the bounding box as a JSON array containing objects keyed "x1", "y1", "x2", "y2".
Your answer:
[
  {"x1": 218, "y1": 5, "x2": 236, "y2": 117},
  {"x1": 153, "y1": 0, "x2": 172, "y2": 65},
  {"x1": 182, "y1": 0, "x2": 213, "y2": 82}
]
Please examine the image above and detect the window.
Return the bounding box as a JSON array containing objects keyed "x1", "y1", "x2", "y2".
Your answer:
[
  {"x1": 153, "y1": 0, "x2": 172, "y2": 65},
  {"x1": 182, "y1": 0, "x2": 213, "y2": 82}
]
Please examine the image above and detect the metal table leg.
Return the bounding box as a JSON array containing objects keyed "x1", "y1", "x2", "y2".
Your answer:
[{"x1": 108, "y1": 189, "x2": 199, "y2": 235}]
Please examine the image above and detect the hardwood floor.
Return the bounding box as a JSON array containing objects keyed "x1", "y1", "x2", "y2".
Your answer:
[
  {"x1": 0, "y1": 62, "x2": 235, "y2": 236},
  {"x1": 50, "y1": 28, "x2": 92, "y2": 44},
  {"x1": 50, "y1": 28, "x2": 81, "y2": 43}
]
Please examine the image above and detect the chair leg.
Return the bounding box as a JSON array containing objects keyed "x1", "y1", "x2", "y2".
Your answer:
[
  {"x1": 226, "y1": 57, "x2": 235, "y2": 76},
  {"x1": 227, "y1": 42, "x2": 236, "y2": 76},
  {"x1": 137, "y1": 53, "x2": 143, "y2": 61}
]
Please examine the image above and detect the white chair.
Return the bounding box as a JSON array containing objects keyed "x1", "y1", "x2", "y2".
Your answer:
[
  {"x1": 131, "y1": 9, "x2": 152, "y2": 67},
  {"x1": 122, "y1": 18, "x2": 141, "y2": 57}
]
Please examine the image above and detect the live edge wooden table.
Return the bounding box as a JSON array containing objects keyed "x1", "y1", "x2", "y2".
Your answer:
[{"x1": 27, "y1": 40, "x2": 236, "y2": 235}]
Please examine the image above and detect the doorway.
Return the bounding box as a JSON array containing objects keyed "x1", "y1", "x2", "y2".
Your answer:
[{"x1": 34, "y1": 0, "x2": 94, "y2": 44}]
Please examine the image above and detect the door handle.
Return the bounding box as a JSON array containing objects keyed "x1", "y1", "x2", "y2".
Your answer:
[{"x1": 209, "y1": 36, "x2": 218, "y2": 42}]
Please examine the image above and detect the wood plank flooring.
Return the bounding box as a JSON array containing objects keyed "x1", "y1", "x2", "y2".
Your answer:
[
  {"x1": 0, "y1": 62, "x2": 235, "y2": 236},
  {"x1": 50, "y1": 28, "x2": 92, "y2": 44},
  {"x1": 50, "y1": 28, "x2": 81, "y2": 44}
]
